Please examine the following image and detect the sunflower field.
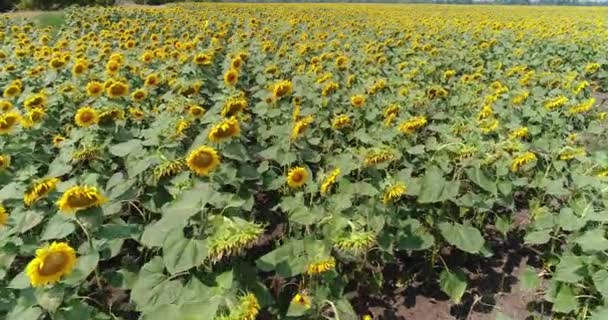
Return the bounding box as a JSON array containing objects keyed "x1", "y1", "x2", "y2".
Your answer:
[{"x1": 0, "y1": 3, "x2": 608, "y2": 320}]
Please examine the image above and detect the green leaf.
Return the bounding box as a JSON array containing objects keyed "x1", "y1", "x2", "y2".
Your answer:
[
  {"x1": 54, "y1": 300, "x2": 95, "y2": 320},
  {"x1": 495, "y1": 312, "x2": 513, "y2": 320},
  {"x1": 495, "y1": 215, "x2": 511, "y2": 237},
  {"x1": 109, "y1": 139, "x2": 143, "y2": 157},
  {"x1": 8, "y1": 271, "x2": 30, "y2": 289},
  {"x1": 418, "y1": 166, "x2": 460, "y2": 203},
  {"x1": 552, "y1": 284, "x2": 577, "y2": 314},
  {"x1": 592, "y1": 270, "x2": 608, "y2": 302},
  {"x1": 6, "y1": 306, "x2": 42, "y2": 320},
  {"x1": 179, "y1": 300, "x2": 221, "y2": 320},
  {"x1": 557, "y1": 208, "x2": 585, "y2": 232},
  {"x1": 438, "y1": 222, "x2": 484, "y2": 254},
  {"x1": 35, "y1": 286, "x2": 64, "y2": 313},
  {"x1": 131, "y1": 257, "x2": 183, "y2": 312},
  {"x1": 162, "y1": 227, "x2": 208, "y2": 275},
  {"x1": 590, "y1": 306, "x2": 608, "y2": 320},
  {"x1": 335, "y1": 299, "x2": 358, "y2": 320},
  {"x1": 396, "y1": 219, "x2": 435, "y2": 251},
  {"x1": 63, "y1": 251, "x2": 100, "y2": 285},
  {"x1": 40, "y1": 215, "x2": 75, "y2": 241},
  {"x1": 13, "y1": 210, "x2": 43, "y2": 234},
  {"x1": 439, "y1": 269, "x2": 467, "y2": 303},
  {"x1": 554, "y1": 255, "x2": 585, "y2": 284},
  {"x1": 520, "y1": 266, "x2": 540, "y2": 291},
  {"x1": 0, "y1": 182, "x2": 26, "y2": 201},
  {"x1": 465, "y1": 166, "x2": 497, "y2": 195},
  {"x1": 524, "y1": 230, "x2": 551, "y2": 245},
  {"x1": 574, "y1": 229, "x2": 608, "y2": 252},
  {"x1": 216, "y1": 270, "x2": 233, "y2": 290}
]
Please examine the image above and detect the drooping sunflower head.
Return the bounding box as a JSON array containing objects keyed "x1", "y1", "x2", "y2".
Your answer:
[
  {"x1": 86, "y1": 81, "x2": 104, "y2": 97},
  {"x1": 193, "y1": 52, "x2": 213, "y2": 66},
  {"x1": 287, "y1": 166, "x2": 309, "y2": 189},
  {"x1": 24, "y1": 177, "x2": 60, "y2": 207},
  {"x1": 511, "y1": 152, "x2": 537, "y2": 173},
  {"x1": 306, "y1": 256, "x2": 336, "y2": 275},
  {"x1": 186, "y1": 145, "x2": 220, "y2": 176},
  {"x1": 398, "y1": 116, "x2": 428, "y2": 134},
  {"x1": 351, "y1": 94, "x2": 366, "y2": 108},
  {"x1": 26, "y1": 242, "x2": 77, "y2": 287},
  {"x1": 23, "y1": 93, "x2": 46, "y2": 110},
  {"x1": 320, "y1": 168, "x2": 340, "y2": 195},
  {"x1": 290, "y1": 115, "x2": 314, "y2": 140},
  {"x1": 98, "y1": 108, "x2": 126, "y2": 126},
  {"x1": 208, "y1": 217, "x2": 264, "y2": 262},
  {"x1": 74, "y1": 106, "x2": 99, "y2": 127},
  {"x1": 334, "y1": 230, "x2": 376, "y2": 255},
  {"x1": 291, "y1": 292, "x2": 312, "y2": 309},
  {"x1": 0, "y1": 111, "x2": 22, "y2": 134},
  {"x1": 27, "y1": 107, "x2": 45, "y2": 124},
  {"x1": 224, "y1": 68, "x2": 239, "y2": 86},
  {"x1": 3, "y1": 85, "x2": 21, "y2": 98},
  {"x1": 153, "y1": 159, "x2": 185, "y2": 182},
  {"x1": 129, "y1": 107, "x2": 145, "y2": 121},
  {"x1": 57, "y1": 185, "x2": 107, "y2": 213},
  {"x1": 363, "y1": 149, "x2": 395, "y2": 167},
  {"x1": 208, "y1": 117, "x2": 241, "y2": 143},
  {"x1": 382, "y1": 182, "x2": 407, "y2": 204},
  {"x1": 144, "y1": 73, "x2": 160, "y2": 87},
  {"x1": 272, "y1": 80, "x2": 293, "y2": 99}
]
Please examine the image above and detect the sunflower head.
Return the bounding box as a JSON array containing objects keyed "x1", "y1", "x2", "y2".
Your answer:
[
  {"x1": 224, "y1": 68, "x2": 239, "y2": 86},
  {"x1": 57, "y1": 185, "x2": 107, "y2": 213},
  {"x1": 106, "y1": 81, "x2": 129, "y2": 98},
  {"x1": 74, "y1": 106, "x2": 99, "y2": 127},
  {"x1": 221, "y1": 96, "x2": 248, "y2": 117},
  {"x1": 208, "y1": 117, "x2": 241, "y2": 143},
  {"x1": 0, "y1": 100, "x2": 12, "y2": 112},
  {"x1": 188, "y1": 105, "x2": 205, "y2": 119},
  {"x1": 52, "y1": 135, "x2": 66, "y2": 147},
  {"x1": 291, "y1": 293, "x2": 312, "y2": 309},
  {"x1": 129, "y1": 108, "x2": 145, "y2": 121},
  {"x1": 272, "y1": 80, "x2": 293, "y2": 99},
  {"x1": 351, "y1": 94, "x2": 366, "y2": 108},
  {"x1": 131, "y1": 89, "x2": 147, "y2": 102},
  {"x1": 26, "y1": 242, "x2": 77, "y2": 287},
  {"x1": 24, "y1": 177, "x2": 60, "y2": 206},
  {"x1": 186, "y1": 145, "x2": 220, "y2": 176},
  {"x1": 144, "y1": 73, "x2": 160, "y2": 87},
  {"x1": 382, "y1": 183, "x2": 407, "y2": 204},
  {"x1": 287, "y1": 166, "x2": 309, "y2": 188},
  {"x1": 306, "y1": 257, "x2": 336, "y2": 275},
  {"x1": 153, "y1": 160, "x2": 185, "y2": 182},
  {"x1": 86, "y1": 81, "x2": 104, "y2": 97},
  {"x1": 0, "y1": 111, "x2": 22, "y2": 134}
]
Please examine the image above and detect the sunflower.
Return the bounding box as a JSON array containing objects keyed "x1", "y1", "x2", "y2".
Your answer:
[
  {"x1": 131, "y1": 89, "x2": 147, "y2": 102},
  {"x1": 105, "y1": 59, "x2": 120, "y2": 74},
  {"x1": 290, "y1": 115, "x2": 314, "y2": 140},
  {"x1": 193, "y1": 52, "x2": 213, "y2": 66},
  {"x1": 86, "y1": 81, "x2": 104, "y2": 97},
  {"x1": 71, "y1": 61, "x2": 87, "y2": 76},
  {"x1": 0, "y1": 100, "x2": 12, "y2": 112},
  {"x1": 129, "y1": 108, "x2": 145, "y2": 121},
  {"x1": 57, "y1": 185, "x2": 107, "y2": 213},
  {"x1": 3, "y1": 85, "x2": 21, "y2": 98},
  {"x1": 52, "y1": 135, "x2": 65, "y2": 147},
  {"x1": 509, "y1": 127, "x2": 529, "y2": 140},
  {"x1": 48, "y1": 57, "x2": 66, "y2": 70},
  {"x1": 27, "y1": 108, "x2": 45, "y2": 124},
  {"x1": 24, "y1": 177, "x2": 60, "y2": 206},
  {"x1": 74, "y1": 106, "x2": 99, "y2": 127},
  {"x1": 224, "y1": 68, "x2": 239, "y2": 86},
  {"x1": 332, "y1": 114, "x2": 351, "y2": 129},
  {"x1": 287, "y1": 166, "x2": 308, "y2": 188},
  {"x1": 26, "y1": 242, "x2": 77, "y2": 287},
  {"x1": 98, "y1": 108, "x2": 126, "y2": 125},
  {"x1": 0, "y1": 204, "x2": 7, "y2": 227},
  {"x1": 144, "y1": 73, "x2": 160, "y2": 87},
  {"x1": 511, "y1": 152, "x2": 537, "y2": 172},
  {"x1": 0, "y1": 111, "x2": 22, "y2": 134},
  {"x1": 23, "y1": 93, "x2": 46, "y2": 110},
  {"x1": 320, "y1": 168, "x2": 340, "y2": 195},
  {"x1": 306, "y1": 257, "x2": 336, "y2": 275},
  {"x1": 272, "y1": 80, "x2": 293, "y2": 99},
  {"x1": 382, "y1": 183, "x2": 407, "y2": 204},
  {"x1": 398, "y1": 116, "x2": 428, "y2": 134},
  {"x1": 188, "y1": 105, "x2": 205, "y2": 119},
  {"x1": 106, "y1": 81, "x2": 129, "y2": 98},
  {"x1": 208, "y1": 117, "x2": 241, "y2": 143},
  {"x1": 230, "y1": 56, "x2": 244, "y2": 69},
  {"x1": 221, "y1": 96, "x2": 248, "y2": 117},
  {"x1": 291, "y1": 293, "x2": 312, "y2": 309},
  {"x1": 334, "y1": 230, "x2": 376, "y2": 254},
  {"x1": 364, "y1": 149, "x2": 394, "y2": 167},
  {"x1": 351, "y1": 94, "x2": 366, "y2": 108},
  {"x1": 0, "y1": 154, "x2": 10, "y2": 170},
  {"x1": 186, "y1": 145, "x2": 220, "y2": 176},
  {"x1": 153, "y1": 160, "x2": 185, "y2": 182}
]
